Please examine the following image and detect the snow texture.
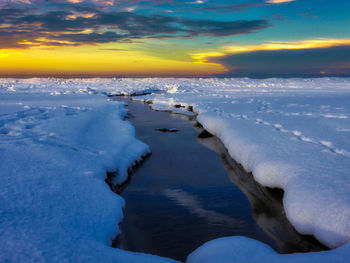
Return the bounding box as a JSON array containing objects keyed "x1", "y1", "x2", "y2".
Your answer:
[
  {"x1": 1, "y1": 77, "x2": 350, "y2": 262},
  {"x1": 0, "y1": 81, "x2": 178, "y2": 263}
]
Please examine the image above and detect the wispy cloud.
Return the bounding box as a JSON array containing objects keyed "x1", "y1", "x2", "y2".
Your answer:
[
  {"x1": 266, "y1": 0, "x2": 296, "y2": 3},
  {"x1": 223, "y1": 39, "x2": 350, "y2": 53},
  {"x1": 191, "y1": 51, "x2": 225, "y2": 63}
]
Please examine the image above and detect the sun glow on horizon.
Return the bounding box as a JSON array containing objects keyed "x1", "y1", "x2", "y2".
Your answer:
[{"x1": 0, "y1": 44, "x2": 227, "y2": 77}]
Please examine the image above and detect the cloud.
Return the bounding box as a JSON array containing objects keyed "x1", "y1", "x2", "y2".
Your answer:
[
  {"x1": 0, "y1": 0, "x2": 32, "y2": 4},
  {"x1": 191, "y1": 51, "x2": 225, "y2": 63},
  {"x1": 167, "y1": 2, "x2": 269, "y2": 14},
  {"x1": 209, "y1": 44, "x2": 350, "y2": 77},
  {"x1": 65, "y1": 12, "x2": 96, "y2": 20},
  {"x1": 0, "y1": 7, "x2": 269, "y2": 48},
  {"x1": 117, "y1": 0, "x2": 292, "y2": 14},
  {"x1": 265, "y1": 0, "x2": 296, "y2": 3},
  {"x1": 54, "y1": 31, "x2": 127, "y2": 43},
  {"x1": 223, "y1": 39, "x2": 350, "y2": 53},
  {"x1": 98, "y1": 48, "x2": 127, "y2": 51}
]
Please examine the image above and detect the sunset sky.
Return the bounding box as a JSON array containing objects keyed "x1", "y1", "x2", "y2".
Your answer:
[{"x1": 0, "y1": 0, "x2": 349, "y2": 77}]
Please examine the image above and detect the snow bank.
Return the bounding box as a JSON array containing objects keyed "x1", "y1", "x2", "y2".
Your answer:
[
  {"x1": 187, "y1": 236, "x2": 350, "y2": 263},
  {"x1": 0, "y1": 87, "x2": 178, "y2": 262}
]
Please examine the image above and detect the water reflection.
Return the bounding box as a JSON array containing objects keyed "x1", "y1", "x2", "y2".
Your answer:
[{"x1": 163, "y1": 188, "x2": 246, "y2": 228}]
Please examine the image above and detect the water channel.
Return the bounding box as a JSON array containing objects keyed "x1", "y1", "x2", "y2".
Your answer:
[{"x1": 112, "y1": 97, "x2": 326, "y2": 262}]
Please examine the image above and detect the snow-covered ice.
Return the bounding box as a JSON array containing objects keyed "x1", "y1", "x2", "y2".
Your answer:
[
  {"x1": 1, "y1": 77, "x2": 350, "y2": 262},
  {"x1": 0, "y1": 81, "x2": 178, "y2": 262}
]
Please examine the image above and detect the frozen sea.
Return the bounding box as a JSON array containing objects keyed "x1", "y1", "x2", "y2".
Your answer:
[{"x1": 0, "y1": 77, "x2": 349, "y2": 262}]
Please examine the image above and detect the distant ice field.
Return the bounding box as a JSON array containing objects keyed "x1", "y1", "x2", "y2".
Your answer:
[{"x1": 0, "y1": 77, "x2": 349, "y2": 262}]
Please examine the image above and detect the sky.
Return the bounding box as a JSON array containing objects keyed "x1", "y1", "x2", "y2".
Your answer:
[{"x1": 0, "y1": 0, "x2": 349, "y2": 77}]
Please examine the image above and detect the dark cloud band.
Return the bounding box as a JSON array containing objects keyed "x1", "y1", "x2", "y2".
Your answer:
[{"x1": 211, "y1": 45, "x2": 350, "y2": 77}]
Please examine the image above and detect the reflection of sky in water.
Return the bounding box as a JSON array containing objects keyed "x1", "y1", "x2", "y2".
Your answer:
[
  {"x1": 163, "y1": 188, "x2": 247, "y2": 228},
  {"x1": 120, "y1": 184, "x2": 262, "y2": 262}
]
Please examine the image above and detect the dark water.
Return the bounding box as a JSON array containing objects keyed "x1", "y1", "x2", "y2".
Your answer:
[{"x1": 113, "y1": 98, "x2": 326, "y2": 262}]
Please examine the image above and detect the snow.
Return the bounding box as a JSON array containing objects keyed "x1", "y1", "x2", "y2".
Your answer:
[
  {"x1": 1, "y1": 77, "x2": 350, "y2": 262},
  {"x1": 0, "y1": 84, "x2": 178, "y2": 262},
  {"x1": 186, "y1": 236, "x2": 350, "y2": 263},
  {"x1": 0, "y1": 77, "x2": 169, "y2": 96}
]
